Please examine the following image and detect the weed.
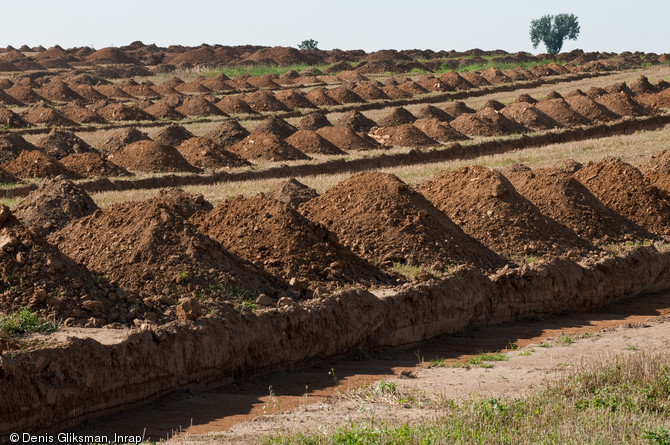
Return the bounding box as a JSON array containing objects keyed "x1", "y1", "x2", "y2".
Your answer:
[
  {"x1": 559, "y1": 335, "x2": 575, "y2": 346},
  {"x1": 506, "y1": 339, "x2": 517, "y2": 350},
  {"x1": 642, "y1": 427, "x2": 670, "y2": 444},
  {"x1": 429, "y1": 357, "x2": 446, "y2": 368},
  {"x1": 414, "y1": 349, "x2": 423, "y2": 364},
  {"x1": 0, "y1": 308, "x2": 58, "y2": 337},
  {"x1": 376, "y1": 379, "x2": 397, "y2": 395},
  {"x1": 454, "y1": 351, "x2": 508, "y2": 368},
  {"x1": 329, "y1": 367, "x2": 339, "y2": 386}
]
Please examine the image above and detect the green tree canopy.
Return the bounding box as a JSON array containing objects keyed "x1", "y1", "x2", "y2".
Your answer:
[
  {"x1": 298, "y1": 39, "x2": 319, "y2": 50},
  {"x1": 529, "y1": 14, "x2": 580, "y2": 56}
]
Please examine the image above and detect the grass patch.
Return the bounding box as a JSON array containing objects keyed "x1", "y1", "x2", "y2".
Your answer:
[
  {"x1": 0, "y1": 307, "x2": 58, "y2": 338},
  {"x1": 453, "y1": 351, "x2": 508, "y2": 368},
  {"x1": 202, "y1": 63, "x2": 334, "y2": 79},
  {"x1": 263, "y1": 352, "x2": 670, "y2": 444}
]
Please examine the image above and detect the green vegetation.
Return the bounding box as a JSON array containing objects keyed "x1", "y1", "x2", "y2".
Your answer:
[
  {"x1": 202, "y1": 63, "x2": 332, "y2": 79},
  {"x1": 453, "y1": 351, "x2": 509, "y2": 368},
  {"x1": 298, "y1": 39, "x2": 319, "y2": 50},
  {"x1": 0, "y1": 307, "x2": 58, "y2": 337},
  {"x1": 530, "y1": 13, "x2": 581, "y2": 55},
  {"x1": 263, "y1": 352, "x2": 670, "y2": 444}
]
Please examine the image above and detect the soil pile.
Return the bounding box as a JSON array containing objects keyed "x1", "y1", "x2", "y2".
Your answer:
[
  {"x1": 143, "y1": 101, "x2": 185, "y2": 120},
  {"x1": 50, "y1": 189, "x2": 283, "y2": 306},
  {"x1": 175, "y1": 79, "x2": 212, "y2": 94},
  {"x1": 336, "y1": 110, "x2": 377, "y2": 132},
  {"x1": 69, "y1": 84, "x2": 107, "y2": 101},
  {"x1": 204, "y1": 120, "x2": 251, "y2": 148},
  {"x1": 413, "y1": 118, "x2": 467, "y2": 142},
  {"x1": 305, "y1": 87, "x2": 339, "y2": 106},
  {"x1": 191, "y1": 194, "x2": 388, "y2": 288},
  {"x1": 215, "y1": 95, "x2": 256, "y2": 115},
  {"x1": 228, "y1": 132, "x2": 310, "y2": 162},
  {"x1": 266, "y1": 178, "x2": 318, "y2": 208},
  {"x1": 296, "y1": 112, "x2": 332, "y2": 130},
  {"x1": 642, "y1": 150, "x2": 670, "y2": 198},
  {"x1": 460, "y1": 71, "x2": 490, "y2": 87},
  {"x1": 450, "y1": 113, "x2": 504, "y2": 137},
  {"x1": 564, "y1": 95, "x2": 620, "y2": 122},
  {"x1": 2, "y1": 150, "x2": 79, "y2": 180},
  {"x1": 176, "y1": 96, "x2": 225, "y2": 117},
  {"x1": 285, "y1": 130, "x2": 346, "y2": 155},
  {"x1": 0, "y1": 168, "x2": 18, "y2": 184},
  {"x1": 242, "y1": 74, "x2": 282, "y2": 90},
  {"x1": 301, "y1": 172, "x2": 506, "y2": 271},
  {"x1": 97, "y1": 127, "x2": 150, "y2": 155},
  {"x1": 94, "y1": 84, "x2": 133, "y2": 99},
  {"x1": 511, "y1": 93, "x2": 538, "y2": 105},
  {"x1": 368, "y1": 124, "x2": 436, "y2": 148},
  {"x1": 242, "y1": 91, "x2": 289, "y2": 112},
  {"x1": 0, "y1": 106, "x2": 30, "y2": 129},
  {"x1": 316, "y1": 126, "x2": 379, "y2": 151},
  {"x1": 475, "y1": 108, "x2": 528, "y2": 134},
  {"x1": 443, "y1": 101, "x2": 475, "y2": 118},
  {"x1": 439, "y1": 72, "x2": 474, "y2": 90},
  {"x1": 253, "y1": 116, "x2": 297, "y2": 139},
  {"x1": 376, "y1": 107, "x2": 417, "y2": 127},
  {"x1": 95, "y1": 103, "x2": 154, "y2": 122},
  {"x1": 0, "y1": 90, "x2": 23, "y2": 107},
  {"x1": 59, "y1": 152, "x2": 131, "y2": 178},
  {"x1": 398, "y1": 80, "x2": 429, "y2": 95},
  {"x1": 326, "y1": 86, "x2": 365, "y2": 104},
  {"x1": 415, "y1": 105, "x2": 453, "y2": 122},
  {"x1": 480, "y1": 100, "x2": 506, "y2": 111},
  {"x1": 60, "y1": 102, "x2": 106, "y2": 124},
  {"x1": 418, "y1": 166, "x2": 595, "y2": 258},
  {"x1": 21, "y1": 104, "x2": 76, "y2": 127},
  {"x1": 535, "y1": 98, "x2": 590, "y2": 126},
  {"x1": 352, "y1": 83, "x2": 390, "y2": 101},
  {"x1": 86, "y1": 47, "x2": 138, "y2": 64},
  {"x1": 500, "y1": 102, "x2": 562, "y2": 131},
  {"x1": 630, "y1": 76, "x2": 658, "y2": 95},
  {"x1": 109, "y1": 140, "x2": 200, "y2": 173},
  {"x1": 507, "y1": 168, "x2": 652, "y2": 243},
  {"x1": 0, "y1": 134, "x2": 37, "y2": 163},
  {"x1": 274, "y1": 90, "x2": 317, "y2": 110},
  {"x1": 13, "y1": 176, "x2": 99, "y2": 236},
  {"x1": 480, "y1": 68, "x2": 511, "y2": 84},
  {"x1": 201, "y1": 74, "x2": 232, "y2": 92},
  {"x1": 37, "y1": 80, "x2": 84, "y2": 102},
  {"x1": 382, "y1": 84, "x2": 412, "y2": 99},
  {"x1": 5, "y1": 85, "x2": 45, "y2": 104},
  {"x1": 153, "y1": 124, "x2": 195, "y2": 147},
  {"x1": 33, "y1": 129, "x2": 95, "y2": 159},
  {"x1": 574, "y1": 159, "x2": 670, "y2": 236},
  {"x1": 177, "y1": 137, "x2": 250, "y2": 169},
  {"x1": 594, "y1": 93, "x2": 650, "y2": 117}
]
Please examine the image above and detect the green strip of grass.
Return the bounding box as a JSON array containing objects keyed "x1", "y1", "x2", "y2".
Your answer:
[
  {"x1": 202, "y1": 63, "x2": 336, "y2": 78},
  {"x1": 0, "y1": 307, "x2": 58, "y2": 337}
]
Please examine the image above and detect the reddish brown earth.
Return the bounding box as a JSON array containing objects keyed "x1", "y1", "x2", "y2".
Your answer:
[
  {"x1": 21, "y1": 104, "x2": 76, "y2": 127},
  {"x1": 252, "y1": 116, "x2": 298, "y2": 139},
  {"x1": 0, "y1": 106, "x2": 30, "y2": 129},
  {"x1": 215, "y1": 95, "x2": 256, "y2": 115},
  {"x1": 266, "y1": 178, "x2": 318, "y2": 208},
  {"x1": 33, "y1": 129, "x2": 95, "y2": 160},
  {"x1": 95, "y1": 103, "x2": 154, "y2": 122},
  {"x1": 204, "y1": 120, "x2": 251, "y2": 148},
  {"x1": 228, "y1": 132, "x2": 310, "y2": 162},
  {"x1": 534, "y1": 98, "x2": 591, "y2": 126},
  {"x1": 450, "y1": 113, "x2": 504, "y2": 136},
  {"x1": 153, "y1": 124, "x2": 195, "y2": 147},
  {"x1": 60, "y1": 102, "x2": 106, "y2": 124},
  {"x1": 0, "y1": 134, "x2": 38, "y2": 163},
  {"x1": 59, "y1": 152, "x2": 131, "y2": 178},
  {"x1": 368, "y1": 124, "x2": 437, "y2": 148},
  {"x1": 176, "y1": 96, "x2": 225, "y2": 117},
  {"x1": 336, "y1": 110, "x2": 378, "y2": 132},
  {"x1": 316, "y1": 126, "x2": 379, "y2": 151},
  {"x1": 176, "y1": 137, "x2": 250, "y2": 169},
  {"x1": 97, "y1": 127, "x2": 150, "y2": 154},
  {"x1": 443, "y1": 101, "x2": 475, "y2": 118},
  {"x1": 2, "y1": 150, "x2": 79, "y2": 180},
  {"x1": 376, "y1": 107, "x2": 417, "y2": 127},
  {"x1": 242, "y1": 91, "x2": 289, "y2": 112},
  {"x1": 304, "y1": 87, "x2": 340, "y2": 106},
  {"x1": 412, "y1": 118, "x2": 467, "y2": 142},
  {"x1": 109, "y1": 140, "x2": 200, "y2": 173},
  {"x1": 296, "y1": 112, "x2": 332, "y2": 130},
  {"x1": 500, "y1": 102, "x2": 562, "y2": 130},
  {"x1": 285, "y1": 130, "x2": 346, "y2": 155},
  {"x1": 274, "y1": 90, "x2": 317, "y2": 110}
]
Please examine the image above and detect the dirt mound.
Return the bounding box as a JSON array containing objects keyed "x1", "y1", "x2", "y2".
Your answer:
[
  {"x1": 296, "y1": 112, "x2": 332, "y2": 130},
  {"x1": 534, "y1": 98, "x2": 590, "y2": 126},
  {"x1": 228, "y1": 132, "x2": 310, "y2": 162},
  {"x1": 564, "y1": 95, "x2": 620, "y2": 122},
  {"x1": 33, "y1": 129, "x2": 95, "y2": 159},
  {"x1": 336, "y1": 70, "x2": 369, "y2": 82},
  {"x1": 97, "y1": 127, "x2": 150, "y2": 155},
  {"x1": 204, "y1": 119, "x2": 251, "y2": 148},
  {"x1": 176, "y1": 96, "x2": 224, "y2": 117},
  {"x1": 94, "y1": 84, "x2": 133, "y2": 99},
  {"x1": 336, "y1": 110, "x2": 377, "y2": 132},
  {"x1": 122, "y1": 83, "x2": 159, "y2": 99},
  {"x1": 60, "y1": 102, "x2": 106, "y2": 124},
  {"x1": 0, "y1": 134, "x2": 37, "y2": 163},
  {"x1": 480, "y1": 68, "x2": 511, "y2": 84},
  {"x1": 215, "y1": 95, "x2": 256, "y2": 115},
  {"x1": 153, "y1": 124, "x2": 195, "y2": 147},
  {"x1": 285, "y1": 130, "x2": 346, "y2": 155},
  {"x1": 2, "y1": 150, "x2": 79, "y2": 180},
  {"x1": 504, "y1": 67, "x2": 534, "y2": 80},
  {"x1": 176, "y1": 137, "x2": 251, "y2": 169},
  {"x1": 500, "y1": 102, "x2": 562, "y2": 131},
  {"x1": 511, "y1": 93, "x2": 538, "y2": 104},
  {"x1": 175, "y1": 79, "x2": 213, "y2": 95},
  {"x1": 594, "y1": 93, "x2": 651, "y2": 117},
  {"x1": 326, "y1": 86, "x2": 365, "y2": 104},
  {"x1": 0, "y1": 106, "x2": 30, "y2": 129},
  {"x1": 142, "y1": 100, "x2": 184, "y2": 120},
  {"x1": 351, "y1": 82, "x2": 390, "y2": 101},
  {"x1": 253, "y1": 116, "x2": 297, "y2": 138},
  {"x1": 418, "y1": 166, "x2": 595, "y2": 259},
  {"x1": 643, "y1": 150, "x2": 670, "y2": 198},
  {"x1": 439, "y1": 72, "x2": 474, "y2": 90},
  {"x1": 460, "y1": 71, "x2": 490, "y2": 87},
  {"x1": 245, "y1": 46, "x2": 311, "y2": 66},
  {"x1": 274, "y1": 90, "x2": 317, "y2": 110},
  {"x1": 449, "y1": 113, "x2": 504, "y2": 137},
  {"x1": 443, "y1": 101, "x2": 475, "y2": 118},
  {"x1": 476, "y1": 108, "x2": 528, "y2": 134},
  {"x1": 415, "y1": 105, "x2": 453, "y2": 122},
  {"x1": 301, "y1": 172, "x2": 506, "y2": 272},
  {"x1": 50, "y1": 189, "x2": 283, "y2": 306},
  {"x1": 242, "y1": 91, "x2": 289, "y2": 112},
  {"x1": 95, "y1": 103, "x2": 154, "y2": 122},
  {"x1": 604, "y1": 82, "x2": 634, "y2": 96},
  {"x1": 246, "y1": 74, "x2": 281, "y2": 90},
  {"x1": 21, "y1": 104, "x2": 76, "y2": 127},
  {"x1": 412, "y1": 118, "x2": 467, "y2": 142},
  {"x1": 59, "y1": 152, "x2": 131, "y2": 178},
  {"x1": 5, "y1": 85, "x2": 45, "y2": 104},
  {"x1": 201, "y1": 74, "x2": 232, "y2": 92},
  {"x1": 316, "y1": 126, "x2": 379, "y2": 151},
  {"x1": 266, "y1": 178, "x2": 318, "y2": 208},
  {"x1": 0, "y1": 90, "x2": 23, "y2": 107},
  {"x1": 507, "y1": 168, "x2": 652, "y2": 243},
  {"x1": 368, "y1": 124, "x2": 436, "y2": 148},
  {"x1": 109, "y1": 140, "x2": 199, "y2": 173},
  {"x1": 13, "y1": 176, "x2": 99, "y2": 236},
  {"x1": 630, "y1": 76, "x2": 658, "y2": 95},
  {"x1": 480, "y1": 100, "x2": 506, "y2": 111},
  {"x1": 382, "y1": 84, "x2": 412, "y2": 99},
  {"x1": 574, "y1": 159, "x2": 670, "y2": 236},
  {"x1": 86, "y1": 47, "x2": 138, "y2": 64},
  {"x1": 70, "y1": 83, "x2": 108, "y2": 101},
  {"x1": 585, "y1": 87, "x2": 607, "y2": 99},
  {"x1": 37, "y1": 80, "x2": 84, "y2": 102},
  {"x1": 191, "y1": 194, "x2": 387, "y2": 288},
  {"x1": 305, "y1": 87, "x2": 339, "y2": 106},
  {"x1": 397, "y1": 80, "x2": 429, "y2": 95},
  {"x1": 376, "y1": 107, "x2": 417, "y2": 127}
]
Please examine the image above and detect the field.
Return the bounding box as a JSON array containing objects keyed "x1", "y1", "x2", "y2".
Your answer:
[{"x1": 0, "y1": 43, "x2": 669, "y2": 442}]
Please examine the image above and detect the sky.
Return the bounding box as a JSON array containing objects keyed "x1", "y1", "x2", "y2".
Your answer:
[{"x1": 2, "y1": 1, "x2": 668, "y2": 55}]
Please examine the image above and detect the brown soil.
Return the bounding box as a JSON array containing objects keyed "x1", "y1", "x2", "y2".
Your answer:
[
  {"x1": 337, "y1": 70, "x2": 369, "y2": 82},
  {"x1": 335, "y1": 110, "x2": 377, "y2": 132},
  {"x1": 228, "y1": 132, "x2": 310, "y2": 162},
  {"x1": 33, "y1": 129, "x2": 95, "y2": 159},
  {"x1": 564, "y1": 95, "x2": 620, "y2": 122},
  {"x1": 439, "y1": 72, "x2": 474, "y2": 90},
  {"x1": 109, "y1": 140, "x2": 200, "y2": 173},
  {"x1": 0, "y1": 90, "x2": 24, "y2": 107},
  {"x1": 418, "y1": 166, "x2": 595, "y2": 259},
  {"x1": 176, "y1": 97, "x2": 225, "y2": 117},
  {"x1": 376, "y1": 107, "x2": 417, "y2": 127},
  {"x1": 201, "y1": 74, "x2": 232, "y2": 92},
  {"x1": 480, "y1": 68, "x2": 512, "y2": 84},
  {"x1": 500, "y1": 102, "x2": 562, "y2": 131},
  {"x1": 13, "y1": 176, "x2": 99, "y2": 236},
  {"x1": 153, "y1": 124, "x2": 195, "y2": 147},
  {"x1": 215, "y1": 95, "x2": 256, "y2": 115},
  {"x1": 60, "y1": 102, "x2": 107, "y2": 124},
  {"x1": 274, "y1": 90, "x2": 317, "y2": 110},
  {"x1": 0, "y1": 134, "x2": 38, "y2": 163},
  {"x1": 301, "y1": 172, "x2": 506, "y2": 272},
  {"x1": 97, "y1": 127, "x2": 150, "y2": 155},
  {"x1": 415, "y1": 105, "x2": 453, "y2": 122},
  {"x1": 443, "y1": 101, "x2": 475, "y2": 118},
  {"x1": 535, "y1": 98, "x2": 591, "y2": 126},
  {"x1": 252, "y1": 116, "x2": 298, "y2": 139},
  {"x1": 122, "y1": 84, "x2": 159, "y2": 99},
  {"x1": 266, "y1": 178, "x2": 318, "y2": 208},
  {"x1": 630, "y1": 76, "x2": 658, "y2": 95},
  {"x1": 242, "y1": 91, "x2": 289, "y2": 113},
  {"x1": 382, "y1": 84, "x2": 412, "y2": 99},
  {"x1": 507, "y1": 168, "x2": 653, "y2": 243},
  {"x1": 144, "y1": 101, "x2": 186, "y2": 120},
  {"x1": 574, "y1": 159, "x2": 670, "y2": 237},
  {"x1": 0, "y1": 167, "x2": 18, "y2": 184},
  {"x1": 480, "y1": 99, "x2": 506, "y2": 111},
  {"x1": 296, "y1": 112, "x2": 332, "y2": 130},
  {"x1": 449, "y1": 113, "x2": 504, "y2": 137},
  {"x1": 2, "y1": 150, "x2": 80, "y2": 180},
  {"x1": 285, "y1": 130, "x2": 346, "y2": 155},
  {"x1": 95, "y1": 103, "x2": 154, "y2": 122},
  {"x1": 245, "y1": 75, "x2": 280, "y2": 90},
  {"x1": 5, "y1": 85, "x2": 46, "y2": 104},
  {"x1": 326, "y1": 86, "x2": 365, "y2": 104},
  {"x1": 21, "y1": 104, "x2": 76, "y2": 127},
  {"x1": 460, "y1": 71, "x2": 491, "y2": 87},
  {"x1": 412, "y1": 118, "x2": 467, "y2": 142},
  {"x1": 316, "y1": 126, "x2": 379, "y2": 151},
  {"x1": 594, "y1": 93, "x2": 650, "y2": 117},
  {"x1": 585, "y1": 86, "x2": 607, "y2": 99},
  {"x1": 351, "y1": 83, "x2": 390, "y2": 101},
  {"x1": 50, "y1": 189, "x2": 284, "y2": 307},
  {"x1": 475, "y1": 108, "x2": 528, "y2": 134},
  {"x1": 368, "y1": 124, "x2": 436, "y2": 148},
  {"x1": 604, "y1": 82, "x2": 634, "y2": 96},
  {"x1": 511, "y1": 93, "x2": 538, "y2": 104},
  {"x1": 397, "y1": 80, "x2": 429, "y2": 95},
  {"x1": 59, "y1": 152, "x2": 131, "y2": 178},
  {"x1": 204, "y1": 120, "x2": 251, "y2": 148},
  {"x1": 0, "y1": 106, "x2": 30, "y2": 129},
  {"x1": 176, "y1": 137, "x2": 251, "y2": 170},
  {"x1": 174, "y1": 80, "x2": 212, "y2": 94},
  {"x1": 86, "y1": 47, "x2": 138, "y2": 64},
  {"x1": 94, "y1": 84, "x2": 133, "y2": 100},
  {"x1": 69, "y1": 84, "x2": 107, "y2": 101},
  {"x1": 37, "y1": 80, "x2": 84, "y2": 102},
  {"x1": 304, "y1": 87, "x2": 339, "y2": 106},
  {"x1": 190, "y1": 194, "x2": 389, "y2": 289}
]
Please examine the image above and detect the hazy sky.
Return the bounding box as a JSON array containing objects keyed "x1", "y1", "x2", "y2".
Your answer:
[{"x1": 3, "y1": 1, "x2": 668, "y2": 55}]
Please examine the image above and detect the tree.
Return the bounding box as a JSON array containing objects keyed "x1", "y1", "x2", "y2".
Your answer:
[
  {"x1": 298, "y1": 39, "x2": 319, "y2": 50},
  {"x1": 529, "y1": 14, "x2": 580, "y2": 56}
]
